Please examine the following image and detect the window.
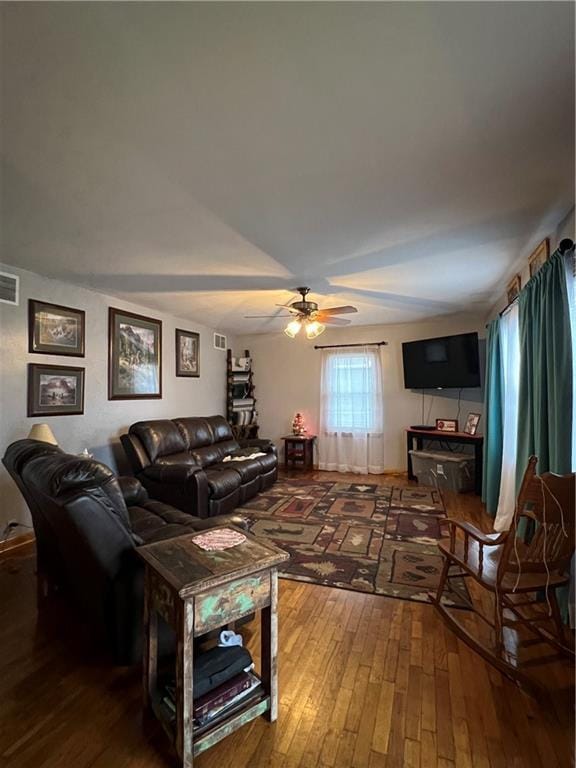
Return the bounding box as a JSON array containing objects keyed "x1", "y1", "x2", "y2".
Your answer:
[{"x1": 321, "y1": 348, "x2": 383, "y2": 433}]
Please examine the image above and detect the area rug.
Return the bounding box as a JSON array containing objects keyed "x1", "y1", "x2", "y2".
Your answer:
[{"x1": 239, "y1": 478, "x2": 470, "y2": 608}]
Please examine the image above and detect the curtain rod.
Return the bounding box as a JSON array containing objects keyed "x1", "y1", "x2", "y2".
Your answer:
[
  {"x1": 487, "y1": 238, "x2": 575, "y2": 326},
  {"x1": 313, "y1": 341, "x2": 388, "y2": 349}
]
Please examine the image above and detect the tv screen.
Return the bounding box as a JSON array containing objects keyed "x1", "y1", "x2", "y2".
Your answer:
[{"x1": 402, "y1": 332, "x2": 480, "y2": 389}]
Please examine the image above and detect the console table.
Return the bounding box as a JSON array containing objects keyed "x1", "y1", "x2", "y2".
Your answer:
[
  {"x1": 138, "y1": 527, "x2": 289, "y2": 767},
  {"x1": 282, "y1": 435, "x2": 316, "y2": 470},
  {"x1": 406, "y1": 428, "x2": 484, "y2": 495}
]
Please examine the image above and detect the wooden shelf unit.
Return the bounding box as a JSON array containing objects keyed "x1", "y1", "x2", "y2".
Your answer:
[{"x1": 226, "y1": 348, "x2": 259, "y2": 440}]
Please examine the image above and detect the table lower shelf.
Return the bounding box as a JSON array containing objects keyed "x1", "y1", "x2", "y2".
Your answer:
[
  {"x1": 151, "y1": 686, "x2": 270, "y2": 759},
  {"x1": 193, "y1": 694, "x2": 270, "y2": 756}
]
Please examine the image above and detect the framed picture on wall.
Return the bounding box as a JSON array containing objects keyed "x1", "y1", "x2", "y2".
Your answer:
[
  {"x1": 108, "y1": 308, "x2": 162, "y2": 399},
  {"x1": 506, "y1": 274, "x2": 521, "y2": 305},
  {"x1": 528, "y1": 238, "x2": 550, "y2": 278},
  {"x1": 28, "y1": 363, "x2": 85, "y2": 416},
  {"x1": 29, "y1": 300, "x2": 85, "y2": 357},
  {"x1": 175, "y1": 329, "x2": 200, "y2": 377}
]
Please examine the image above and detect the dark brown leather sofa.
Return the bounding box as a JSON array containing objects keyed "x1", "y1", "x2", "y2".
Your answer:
[
  {"x1": 121, "y1": 416, "x2": 278, "y2": 518},
  {"x1": 3, "y1": 439, "x2": 247, "y2": 664}
]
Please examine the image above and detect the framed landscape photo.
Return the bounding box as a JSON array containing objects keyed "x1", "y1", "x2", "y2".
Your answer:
[
  {"x1": 528, "y1": 238, "x2": 550, "y2": 278},
  {"x1": 29, "y1": 300, "x2": 85, "y2": 356},
  {"x1": 175, "y1": 329, "x2": 200, "y2": 377},
  {"x1": 28, "y1": 363, "x2": 85, "y2": 417},
  {"x1": 506, "y1": 274, "x2": 521, "y2": 305},
  {"x1": 436, "y1": 418, "x2": 458, "y2": 433},
  {"x1": 108, "y1": 308, "x2": 162, "y2": 399},
  {"x1": 463, "y1": 412, "x2": 481, "y2": 436}
]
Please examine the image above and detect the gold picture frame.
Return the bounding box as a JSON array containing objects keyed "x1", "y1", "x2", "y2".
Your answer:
[
  {"x1": 528, "y1": 238, "x2": 550, "y2": 278},
  {"x1": 506, "y1": 274, "x2": 521, "y2": 304}
]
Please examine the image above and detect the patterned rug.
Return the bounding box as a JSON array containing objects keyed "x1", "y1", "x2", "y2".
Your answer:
[{"x1": 239, "y1": 478, "x2": 470, "y2": 608}]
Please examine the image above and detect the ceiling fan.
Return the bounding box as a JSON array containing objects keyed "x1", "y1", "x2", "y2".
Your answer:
[{"x1": 244, "y1": 287, "x2": 358, "y2": 339}]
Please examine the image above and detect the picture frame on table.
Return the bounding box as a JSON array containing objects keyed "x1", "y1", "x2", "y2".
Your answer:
[
  {"x1": 463, "y1": 412, "x2": 481, "y2": 436},
  {"x1": 28, "y1": 299, "x2": 85, "y2": 357},
  {"x1": 175, "y1": 329, "x2": 200, "y2": 377},
  {"x1": 108, "y1": 308, "x2": 162, "y2": 399},
  {"x1": 436, "y1": 418, "x2": 458, "y2": 433},
  {"x1": 28, "y1": 363, "x2": 85, "y2": 417}
]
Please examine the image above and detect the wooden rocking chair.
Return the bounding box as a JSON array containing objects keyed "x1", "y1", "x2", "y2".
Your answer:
[{"x1": 432, "y1": 456, "x2": 575, "y2": 692}]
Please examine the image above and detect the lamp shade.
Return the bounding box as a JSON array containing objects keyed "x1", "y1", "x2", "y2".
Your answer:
[
  {"x1": 28, "y1": 423, "x2": 58, "y2": 445},
  {"x1": 284, "y1": 319, "x2": 302, "y2": 338}
]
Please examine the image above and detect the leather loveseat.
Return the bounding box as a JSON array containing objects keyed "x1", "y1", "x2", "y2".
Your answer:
[
  {"x1": 121, "y1": 416, "x2": 278, "y2": 518},
  {"x1": 2, "y1": 439, "x2": 247, "y2": 664}
]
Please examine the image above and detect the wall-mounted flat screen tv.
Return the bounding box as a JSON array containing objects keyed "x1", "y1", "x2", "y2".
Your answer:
[{"x1": 402, "y1": 332, "x2": 480, "y2": 389}]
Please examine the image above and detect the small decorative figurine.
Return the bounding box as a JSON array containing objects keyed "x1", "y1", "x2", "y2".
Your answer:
[{"x1": 292, "y1": 412, "x2": 306, "y2": 436}]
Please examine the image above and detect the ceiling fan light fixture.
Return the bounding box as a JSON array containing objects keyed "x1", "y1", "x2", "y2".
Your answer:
[
  {"x1": 305, "y1": 320, "x2": 326, "y2": 339},
  {"x1": 284, "y1": 318, "x2": 302, "y2": 338}
]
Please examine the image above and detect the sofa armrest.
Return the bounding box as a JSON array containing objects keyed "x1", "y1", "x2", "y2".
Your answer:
[
  {"x1": 190, "y1": 514, "x2": 249, "y2": 532},
  {"x1": 117, "y1": 476, "x2": 149, "y2": 507},
  {"x1": 142, "y1": 464, "x2": 204, "y2": 484},
  {"x1": 137, "y1": 464, "x2": 209, "y2": 518},
  {"x1": 238, "y1": 438, "x2": 277, "y2": 456}
]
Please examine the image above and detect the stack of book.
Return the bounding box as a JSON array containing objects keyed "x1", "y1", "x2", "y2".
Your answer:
[{"x1": 162, "y1": 671, "x2": 262, "y2": 728}]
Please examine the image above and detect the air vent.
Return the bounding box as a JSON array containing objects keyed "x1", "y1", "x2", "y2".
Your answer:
[
  {"x1": 0, "y1": 271, "x2": 19, "y2": 305},
  {"x1": 214, "y1": 333, "x2": 227, "y2": 350}
]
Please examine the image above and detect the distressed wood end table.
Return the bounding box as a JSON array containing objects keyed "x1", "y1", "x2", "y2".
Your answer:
[{"x1": 138, "y1": 526, "x2": 289, "y2": 767}]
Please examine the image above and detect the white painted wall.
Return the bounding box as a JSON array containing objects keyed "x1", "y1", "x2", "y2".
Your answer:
[
  {"x1": 236, "y1": 314, "x2": 486, "y2": 472},
  {"x1": 0, "y1": 263, "x2": 233, "y2": 529},
  {"x1": 486, "y1": 206, "x2": 575, "y2": 321}
]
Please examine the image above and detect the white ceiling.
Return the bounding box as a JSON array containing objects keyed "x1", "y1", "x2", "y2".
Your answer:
[{"x1": 1, "y1": 2, "x2": 574, "y2": 334}]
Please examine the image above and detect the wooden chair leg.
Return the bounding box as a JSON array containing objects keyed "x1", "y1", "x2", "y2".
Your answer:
[
  {"x1": 494, "y1": 595, "x2": 504, "y2": 654},
  {"x1": 548, "y1": 588, "x2": 572, "y2": 656},
  {"x1": 434, "y1": 554, "x2": 451, "y2": 605}
]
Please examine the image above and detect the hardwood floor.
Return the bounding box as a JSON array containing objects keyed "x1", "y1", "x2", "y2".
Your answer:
[{"x1": 0, "y1": 471, "x2": 573, "y2": 768}]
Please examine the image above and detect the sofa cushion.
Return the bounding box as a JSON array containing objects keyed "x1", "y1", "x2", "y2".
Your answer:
[
  {"x1": 191, "y1": 445, "x2": 226, "y2": 467},
  {"x1": 204, "y1": 468, "x2": 242, "y2": 499},
  {"x1": 212, "y1": 459, "x2": 261, "y2": 484},
  {"x1": 155, "y1": 452, "x2": 198, "y2": 467},
  {"x1": 255, "y1": 452, "x2": 278, "y2": 473},
  {"x1": 206, "y1": 415, "x2": 235, "y2": 443},
  {"x1": 229, "y1": 448, "x2": 277, "y2": 475},
  {"x1": 130, "y1": 420, "x2": 187, "y2": 462},
  {"x1": 129, "y1": 502, "x2": 250, "y2": 544},
  {"x1": 129, "y1": 501, "x2": 196, "y2": 542},
  {"x1": 174, "y1": 417, "x2": 214, "y2": 449}
]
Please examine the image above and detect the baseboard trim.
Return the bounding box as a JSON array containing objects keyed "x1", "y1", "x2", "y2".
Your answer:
[{"x1": 0, "y1": 531, "x2": 35, "y2": 557}]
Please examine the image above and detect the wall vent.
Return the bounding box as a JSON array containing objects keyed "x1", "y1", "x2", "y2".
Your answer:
[
  {"x1": 214, "y1": 333, "x2": 227, "y2": 350},
  {"x1": 0, "y1": 271, "x2": 19, "y2": 306}
]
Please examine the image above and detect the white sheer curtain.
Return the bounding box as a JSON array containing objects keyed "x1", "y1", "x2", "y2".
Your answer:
[
  {"x1": 318, "y1": 346, "x2": 385, "y2": 474},
  {"x1": 494, "y1": 303, "x2": 520, "y2": 532}
]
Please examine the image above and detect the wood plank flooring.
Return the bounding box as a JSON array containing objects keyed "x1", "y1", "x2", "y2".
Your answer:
[{"x1": 0, "y1": 471, "x2": 573, "y2": 768}]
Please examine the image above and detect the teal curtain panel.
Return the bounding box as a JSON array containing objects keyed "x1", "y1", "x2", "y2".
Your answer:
[
  {"x1": 516, "y1": 249, "x2": 574, "y2": 486},
  {"x1": 482, "y1": 317, "x2": 504, "y2": 516}
]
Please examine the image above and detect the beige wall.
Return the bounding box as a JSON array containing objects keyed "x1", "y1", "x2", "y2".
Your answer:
[
  {"x1": 486, "y1": 207, "x2": 575, "y2": 322},
  {"x1": 0, "y1": 263, "x2": 233, "y2": 529},
  {"x1": 237, "y1": 313, "x2": 486, "y2": 472}
]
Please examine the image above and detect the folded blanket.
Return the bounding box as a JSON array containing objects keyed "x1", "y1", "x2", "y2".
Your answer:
[{"x1": 222, "y1": 452, "x2": 267, "y2": 462}]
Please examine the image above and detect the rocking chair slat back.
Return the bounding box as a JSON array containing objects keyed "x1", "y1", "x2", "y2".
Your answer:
[{"x1": 500, "y1": 456, "x2": 575, "y2": 576}]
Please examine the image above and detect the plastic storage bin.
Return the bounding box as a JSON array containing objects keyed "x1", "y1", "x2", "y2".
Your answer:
[{"x1": 409, "y1": 450, "x2": 475, "y2": 493}]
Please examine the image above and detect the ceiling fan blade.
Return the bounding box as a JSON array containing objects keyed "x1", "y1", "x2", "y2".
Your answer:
[
  {"x1": 317, "y1": 305, "x2": 358, "y2": 315},
  {"x1": 275, "y1": 304, "x2": 300, "y2": 313},
  {"x1": 318, "y1": 316, "x2": 352, "y2": 326},
  {"x1": 244, "y1": 314, "x2": 292, "y2": 318}
]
